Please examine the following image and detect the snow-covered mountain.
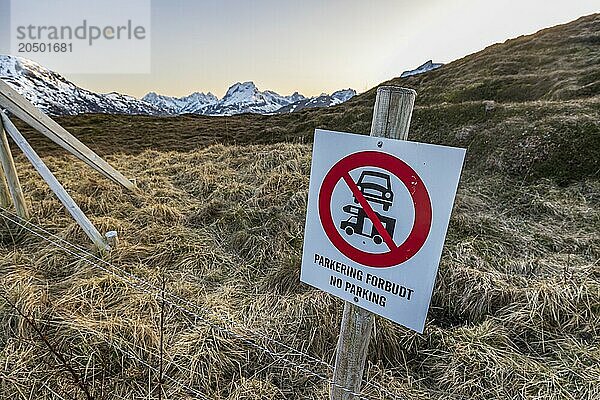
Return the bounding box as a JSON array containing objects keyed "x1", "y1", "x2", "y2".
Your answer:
[
  {"x1": 142, "y1": 91, "x2": 218, "y2": 114},
  {"x1": 142, "y1": 84, "x2": 356, "y2": 116},
  {"x1": 0, "y1": 55, "x2": 160, "y2": 115},
  {"x1": 142, "y1": 83, "x2": 309, "y2": 115},
  {"x1": 400, "y1": 60, "x2": 443, "y2": 78},
  {"x1": 0, "y1": 55, "x2": 356, "y2": 116},
  {"x1": 277, "y1": 89, "x2": 357, "y2": 113},
  {"x1": 204, "y1": 82, "x2": 306, "y2": 115}
]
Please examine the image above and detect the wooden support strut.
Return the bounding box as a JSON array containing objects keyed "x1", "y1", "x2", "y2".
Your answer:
[
  {"x1": 1, "y1": 112, "x2": 108, "y2": 250},
  {"x1": 0, "y1": 151, "x2": 10, "y2": 208},
  {"x1": 0, "y1": 115, "x2": 29, "y2": 218},
  {"x1": 0, "y1": 79, "x2": 136, "y2": 191},
  {"x1": 330, "y1": 86, "x2": 416, "y2": 400}
]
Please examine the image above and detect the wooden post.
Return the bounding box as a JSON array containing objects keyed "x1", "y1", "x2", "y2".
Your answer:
[
  {"x1": 105, "y1": 231, "x2": 118, "y2": 250},
  {"x1": 1, "y1": 112, "x2": 108, "y2": 250},
  {"x1": 0, "y1": 79, "x2": 136, "y2": 191},
  {"x1": 0, "y1": 157, "x2": 10, "y2": 208},
  {"x1": 331, "y1": 86, "x2": 416, "y2": 400},
  {"x1": 0, "y1": 115, "x2": 29, "y2": 218}
]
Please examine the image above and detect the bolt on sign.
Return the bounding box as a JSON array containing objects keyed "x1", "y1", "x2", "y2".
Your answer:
[{"x1": 301, "y1": 130, "x2": 466, "y2": 333}]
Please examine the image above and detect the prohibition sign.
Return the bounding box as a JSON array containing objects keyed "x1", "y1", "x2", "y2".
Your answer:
[{"x1": 318, "y1": 151, "x2": 432, "y2": 268}]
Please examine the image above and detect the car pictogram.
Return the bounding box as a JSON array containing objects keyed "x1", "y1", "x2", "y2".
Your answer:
[{"x1": 353, "y1": 171, "x2": 393, "y2": 211}]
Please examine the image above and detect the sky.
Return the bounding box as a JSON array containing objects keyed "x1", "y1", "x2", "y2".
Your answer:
[{"x1": 0, "y1": 0, "x2": 598, "y2": 98}]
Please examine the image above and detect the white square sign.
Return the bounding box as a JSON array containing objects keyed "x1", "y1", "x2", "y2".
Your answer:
[{"x1": 301, "y1": 129, "x2": 466, "y2": 333}]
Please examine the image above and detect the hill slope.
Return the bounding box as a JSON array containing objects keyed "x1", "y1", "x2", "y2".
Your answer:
[
  {"x1": 382, "y1": 13, "x2": 600, "y2": 104},
  {"x1": 1, "y1": 13, "x2": 599, "y2": 400},
  {"x1": 12, "y1": 15, "x2": 598, "y2": 184}
]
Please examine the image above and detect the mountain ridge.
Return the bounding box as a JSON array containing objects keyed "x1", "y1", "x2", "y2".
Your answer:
[
  {"x1": 0, "y1": 55, "x2": 358, "y2": 116},
  {"x1": 276, "y1": 89, "x2": 357, "y2": 113},
  {"x1": 0, "y1": 55, "x2": 161, "y2": 116}
]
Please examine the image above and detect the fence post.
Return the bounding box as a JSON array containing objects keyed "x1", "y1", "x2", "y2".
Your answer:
[
  {"x1": 331, "y1": 86, "x2": 416, "y2": 400},
  {"x1": 105, "y1": 230, "x2": 119, "y2": 250},
  {"x1": 1, "y1": 112, "x2": 108, "y2": 250},
  {"x1": 0, "y1": 115, "x2": 29, "y2": 218},
  {"x1": 0, "y1": 156, "x2": 10, "y2": 208},
  {"x1": 0, "y1": 79, "x2": 136, "y2": 191}
]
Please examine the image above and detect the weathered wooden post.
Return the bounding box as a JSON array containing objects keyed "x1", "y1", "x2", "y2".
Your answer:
[
  {"x1": 331, "y1": 86, "x2": 416, "y2": 399},
  {"x1": 1, "y1": 111, "x2": 108, "y2": 250},
  {"x1": 0, "y1": 79, "x2": 136, "y2": 191},
  {"x1": 0, "y1": 115, "x2": 29, "y2": 218},
  {"x1": 0, "y1": 158, "x2": 10, "y2": 208},
  {"x1": 105, "y1": 230, "x2": 119, "y2": 250},
  {"x1": 0, "y1": 80, "x2": 135, "y2": 251}
]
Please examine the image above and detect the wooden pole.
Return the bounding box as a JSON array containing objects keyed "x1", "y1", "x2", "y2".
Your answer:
[
  {"x1": 1, "y1": 112, "x2": 108, "y2": 250},
  {"x1": 0, "y1": 79, "x2": 136, "y2": 191},
  {"x1": 0, "y1": 115, "x2": 29, "y2": 218},
  {"x1": 105, "y1": 231, "x2": 118, "y2": 250},
  {"x1": 331, "y1": 86, "x2": 416, "y2": 400},
  {"x1": 0, "y1": 155, "x2": 10, "y2": 208}
]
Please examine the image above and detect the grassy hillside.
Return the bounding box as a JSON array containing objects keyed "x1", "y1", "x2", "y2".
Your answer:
[
  {"x1": 381, "y1": 13, "x2": 600, "y2": 104},
  {"x1": 14, "y1": 14, "x2": 599, "y2": 183},
  {"x1": 1, "y1": 14, "x2": 599, "y2": 400}
]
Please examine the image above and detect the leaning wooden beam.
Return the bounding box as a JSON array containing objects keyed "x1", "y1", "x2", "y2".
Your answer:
[
  {"x1": 1, "y1": 112, "x2": 107, "y2": 250},
  {"x1": 0, "y1": 115, "x2": 28, "y2": 218},
  {"x1": 0, "y1": 79, "x2": 135, "y2": 191},
  {"x1": 0, "y1": 157, "x2": 10, "y2": 208}
]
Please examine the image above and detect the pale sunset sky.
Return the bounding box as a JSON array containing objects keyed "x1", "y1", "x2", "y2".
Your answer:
[{"x1": 0, "y1": 0, "x2": 598, "y2": 98}]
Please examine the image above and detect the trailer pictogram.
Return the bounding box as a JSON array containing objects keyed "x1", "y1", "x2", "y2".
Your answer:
[{"x1": 340, "y1": 204, "x2": 396, "y2": 245}]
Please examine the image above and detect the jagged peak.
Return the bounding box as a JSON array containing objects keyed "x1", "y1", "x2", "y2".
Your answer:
[
  {"x1": 224, "y1": 81, "x2": 259, "y2": 98},
  {"x1": 1, "y1": 54, "x2": 356, "y2": 116}
]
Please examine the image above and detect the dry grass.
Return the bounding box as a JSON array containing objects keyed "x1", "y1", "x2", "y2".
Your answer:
[
  {"x1": 1, "y1": 142, "x2": 598, "y2": 399},
  {"x1": 1, "y1": 12, "x2": 600, "y2": 400}
]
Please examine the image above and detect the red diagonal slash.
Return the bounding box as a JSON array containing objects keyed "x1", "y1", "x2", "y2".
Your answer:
[{"x1": 342, "y1": 173, "x2": 396, "y2": 250}]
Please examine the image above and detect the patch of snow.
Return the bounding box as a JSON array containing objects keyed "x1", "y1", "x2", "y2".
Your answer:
[{"x1": 400, "y1": 60, "x2": 443, "y2": 78}]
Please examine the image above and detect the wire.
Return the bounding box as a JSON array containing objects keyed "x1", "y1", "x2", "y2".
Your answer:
[
  {"x1": 7, "y1": 206, "x2": 329, "y2": 368},
  {"x1": 1, "y1": 302, "x2": 210, "y2": 399},
  {"x1": 64, "y1": 320, "x2": 210, "y2": 400},
  {"x1": 107, "y1": 343, "x2": 211, "y2": 400},
  {"x1": 0, "y1": 208, "x2": 405, "y2": 400},
  {"x1": 1, "y1": 207, "x2": 405, "y2": 399}
]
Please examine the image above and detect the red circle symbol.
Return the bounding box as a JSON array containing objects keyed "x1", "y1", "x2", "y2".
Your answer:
[{"x1": 318, "y1": 151, "x2": 432, "y2": 268}]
